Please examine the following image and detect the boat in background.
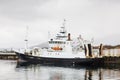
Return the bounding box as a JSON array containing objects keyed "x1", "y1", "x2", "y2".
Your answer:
[{"x1": 15, "y1": 20, "x2": 103, "y2": 65}]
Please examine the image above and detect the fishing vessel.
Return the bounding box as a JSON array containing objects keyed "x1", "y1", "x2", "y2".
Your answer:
[{"x1": 15, "y1": 20, "x2": 103, "y2": 65}]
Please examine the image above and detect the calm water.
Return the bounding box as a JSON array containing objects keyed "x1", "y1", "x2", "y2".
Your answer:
[{"x1": 0, "y1": 60, "x2": 120, "y2": 80}]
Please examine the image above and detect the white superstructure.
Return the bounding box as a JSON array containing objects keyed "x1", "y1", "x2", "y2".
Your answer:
[{"x1": 30, "y1": 20, "x2": 92, "y2": 59}]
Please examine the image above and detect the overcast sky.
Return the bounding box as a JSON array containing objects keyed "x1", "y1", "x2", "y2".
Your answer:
[{"x1": 0, "y1": 0, "x2": 120, "y2": 48}]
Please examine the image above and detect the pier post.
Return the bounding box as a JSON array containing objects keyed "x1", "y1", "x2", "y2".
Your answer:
[
  {"x1": 84, "y1": 44, "x2": 89, "y2": 58},
  {"x1": 99, "y1": 44, "x2": 103, "y2": 57},
  {"x1": 88, "y1": 44, "x2": 92, "y2": 57}
]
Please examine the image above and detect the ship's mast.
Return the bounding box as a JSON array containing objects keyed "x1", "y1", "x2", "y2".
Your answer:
[
  {"x1": 62, "y1": 19, "x2": 66, "y2": 28},
  {"x1": 24, "y1": 26, "x2": 29, "y2": 50},
  {"x1": 60, "y1": 19, "x2": 67, "y2": 34},
  {"x1": 55, "y1": 19, "x2": 68, "y2": 40}
]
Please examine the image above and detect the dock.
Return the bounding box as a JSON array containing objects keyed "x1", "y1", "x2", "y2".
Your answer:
[
  {"x1": 93, "y1": 44, "x2": 120, "y2": 64},
  {"x1": 0, "y1": 53, "x2": 17, "y2": 60}
]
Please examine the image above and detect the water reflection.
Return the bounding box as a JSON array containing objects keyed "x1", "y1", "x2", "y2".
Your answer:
[
  {"x1": 0, "y1": 60, "x2": 120, "y2": 80},
  {"x1": 15, "y1": 62, "x2": 120, "y2": 80}
]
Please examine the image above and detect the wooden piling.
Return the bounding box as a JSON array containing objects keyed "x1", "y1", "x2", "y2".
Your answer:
[
  {"x1": 99, "y1": 43, "x2": 103, "y2": 57},
  {"x1": 88, "y1": 44, "x2": 92, "y2": 57}
]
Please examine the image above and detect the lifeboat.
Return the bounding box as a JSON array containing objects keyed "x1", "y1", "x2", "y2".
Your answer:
[{"x1": 52, "y1": 46, "x2": 62, "y2": 50}]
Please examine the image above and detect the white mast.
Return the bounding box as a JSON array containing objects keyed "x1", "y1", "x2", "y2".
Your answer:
[
  {"x1": 62, "y1": 19, "x2": 66, "y2": 32},
  {"x1": 59, "y1": 19, "x2": 67, "y2": 36},
  {"x1": 24, "y1": 26, "x2": 29, "y2": 50},
  {"x1": 63, "y1": 19, "x2": 66, "y2": 28}
]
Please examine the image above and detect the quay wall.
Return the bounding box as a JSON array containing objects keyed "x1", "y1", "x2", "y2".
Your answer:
[{"x1": 0, "y1": 53, "x2": 17, "y2": 60}]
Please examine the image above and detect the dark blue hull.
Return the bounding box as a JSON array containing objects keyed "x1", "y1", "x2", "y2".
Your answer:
[{"x1": 15, "y1": 52, "x2": 104, "y2": 66}]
